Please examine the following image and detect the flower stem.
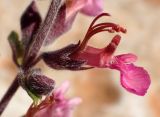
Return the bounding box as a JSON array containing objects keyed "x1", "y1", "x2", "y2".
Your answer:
[{"x1": 0, "y1": 76, "x2": 19, "y2": 116}]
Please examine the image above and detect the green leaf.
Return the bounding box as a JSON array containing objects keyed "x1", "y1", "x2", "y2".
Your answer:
[{"x1": 8, "y1": 31, "x2": 24, "y2": 66}]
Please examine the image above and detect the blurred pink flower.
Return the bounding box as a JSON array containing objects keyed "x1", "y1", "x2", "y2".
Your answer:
[
  {"x1": 26, "y1": 81, "x2": 82, "y2": 117},
  {"x1": 66, "y1": 0, "x2": 103, "y2": 19},
  {"x1": 80, "y1": 0, "x2": 103, "y2": 16},
  {"x1": 45, "y1": 0, "x2": 104, "y2": 44},
  {"x1": 71, "y1": 13, "x2": 150, "y2": 96}
]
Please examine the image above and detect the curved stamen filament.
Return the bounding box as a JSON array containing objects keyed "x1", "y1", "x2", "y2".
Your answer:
[
  {"x1": 88, "y1": 13, "x2": 111, "y2": 30},
  {"x1": 78, "y1": 13, "x2": 126, "y2": 51},
  {"x1": 91, "y1": 23, "x2": 127, "y2": 33},
  {"x1": 80, "y1": 30, "x2": 117, "y2": 51},
  {"x1": 80, "y1": 24, "x2": 126, "y2": 50},
  {"x1": 87, "y1": 23, "x2": 126, "y2": 38}
]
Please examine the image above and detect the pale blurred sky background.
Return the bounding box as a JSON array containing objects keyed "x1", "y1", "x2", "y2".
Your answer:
[{"x1": 1, "y1": 0, "x2": 160, "y2": 117}]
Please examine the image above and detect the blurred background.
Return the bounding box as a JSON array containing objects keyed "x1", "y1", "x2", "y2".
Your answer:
[{"x1": 0, "y1": 0, "x2": 160, "y2": 117}]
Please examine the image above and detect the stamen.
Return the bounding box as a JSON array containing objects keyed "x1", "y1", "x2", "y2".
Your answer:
[
  {"x1": 87, "y1": 23, "x2": 126, "y2": 38},
  {"x1": 88, "y1": 13, "x2": 111, "y2": 29},
  {"x1": 78, "y1": 13, "x2": 126, "y2": 51},
  {"x1": 93, "y1": 23, "x2": 126, "y2": 33}
]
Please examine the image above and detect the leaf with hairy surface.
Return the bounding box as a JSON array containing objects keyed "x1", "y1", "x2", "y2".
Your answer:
[
  {"x1": 23, "y1": 0, "x2": 62, "y2": 68},
  {"x1": 20, "y1": 0, "x2": 42, "y2": 48}
]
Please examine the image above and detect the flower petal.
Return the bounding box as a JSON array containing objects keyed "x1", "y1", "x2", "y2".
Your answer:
[
  {"x1": 72, "y1": 46, "x2": 106, "y2": 67},
  {"x1": 72, "y1": 35, "x2": 122, "y2": 68},
  {"x1": 115, "y1": 53, "x2": 137, "y2": 63},
  {"x1": 80, "y1": 0, "x2": 103, "y2": 16},
  {"x1": 120, "y1": 64, "x2": 151, "y2": 96},
  {"x1": 26, "y1": 81, "x2": 81, "y2": 117},
  {"x1": 66, "y1": 0, "x2": 86, "y2": 19},
  {"x1": 54, "y1": 81, "x2": 70, "y2": 100},
  {"x1": 67, "y1": 97, "x2": 82, "y2": 108},
  {"x1": 44, "y1": 0, "x2": 104, "y2": 45}
]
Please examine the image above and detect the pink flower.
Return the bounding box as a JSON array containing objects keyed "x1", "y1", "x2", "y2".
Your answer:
[
  {"x1": 26, "y1": 81, "x2": 82, "y2": 117},
  {"x1": 70, "y1": 13, "x2": 150, "y2": 96},
  {"x1": 41, "y1": 13, "x2": 150, "y2": 96},
  {"x1": 45, "y1": 0, "x2": 104, "y2": 44}
]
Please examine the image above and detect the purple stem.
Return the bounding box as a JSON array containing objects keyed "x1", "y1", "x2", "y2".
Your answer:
[
  {"x1": 0, "y1": 76, "x2": 19, "y2": 116},
  {"x1": 23, "y1": 0, "x2": 62, "y2": 68}
]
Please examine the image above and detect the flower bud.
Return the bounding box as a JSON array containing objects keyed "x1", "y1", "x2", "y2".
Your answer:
[{"x1": 26, "y1": 74, "x2": 55, "y2": 96}]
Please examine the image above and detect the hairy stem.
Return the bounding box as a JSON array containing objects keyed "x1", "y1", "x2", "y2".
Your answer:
[{"x1": 0, "y1": 76, "x2": 19, "y2": 116}]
